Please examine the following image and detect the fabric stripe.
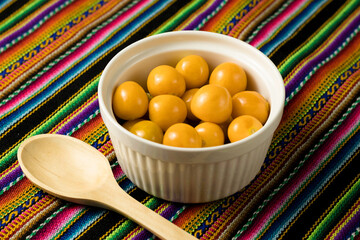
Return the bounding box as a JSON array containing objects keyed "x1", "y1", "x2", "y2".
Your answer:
[{"x1": 1, "y1": 1, "x2": 360, "y2": 239}]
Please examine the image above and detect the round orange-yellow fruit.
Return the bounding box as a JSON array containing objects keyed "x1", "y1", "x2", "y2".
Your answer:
[
  {"x1": 147, "y1": 65, "x2": 186, "y2": 97},
  {"x1": 227, "y1": 115, "x2": 263, "y2": 143},
  {"x1": 191, "y1": 84, "x2": 232, "y2": 124},
  {"x1": 176, "y1": 55, "x2": 209, "y2": 89},
  {"x1": 112, "y1": 81, "x2": 148, "y2": 120},
  {"x1": 129, "y1": 120, "x2": 163, "y2": 144},
  {"x1": 232, "y1": 90, "x2": 270, "y2": 125},
  {"x1": 181, "y1": 88, "x2": 199, "y2": 121},
  {"x1": 195, "y1": 122, "x2": 224, "y2": 147},
  {"x1": 209, "y1": 62, "x2": 247, "y2": 96},
  {"x1": 163, "y1": 123, "x2": 202, "y2": 148},
  {"x1": 122, "y1": 119, "x2": 142, "y2": 131},
  {"x1": 148, "y1": 95, "x2": 187, "y2": 131}
]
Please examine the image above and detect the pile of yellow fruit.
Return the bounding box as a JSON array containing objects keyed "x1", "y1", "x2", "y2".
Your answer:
[{"x1": 112, "y1": 55, "x2": 269, "y2": 148}]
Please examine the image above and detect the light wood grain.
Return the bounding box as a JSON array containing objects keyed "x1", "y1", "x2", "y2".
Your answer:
[{"x1": 17, "y1": 134, "x2": 197, "y2": 240}]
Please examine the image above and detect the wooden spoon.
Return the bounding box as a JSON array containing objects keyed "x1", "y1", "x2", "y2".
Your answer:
[{"x1": 17, "y1": 134, "x2": 197, "y2": 240}]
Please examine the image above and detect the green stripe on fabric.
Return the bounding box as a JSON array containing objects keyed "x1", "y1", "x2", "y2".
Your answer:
[
  {"x1": 152, "y1": 0, "x2": 206, "y2": 34},
  {"x1": 278, "y1": 0, "x2": 358, "y2": 76},
  {"x1": 25, "y1": 203, "x2": 71, "y2": 239},
  {"x1": 235, "y1": 95, "x2": 360, "y2": 237},
  {"x1": 53, "y1": 208, "x2": 89, "y2": 239},
  {"x1": 194, "y1": 0, "x2": 228, "y2": 31},
  {"x1": 0, "y1": 0, "x2": 48, "y2": 34},
  {"x1": 0, "y1": 76, "x2": 99, "y2": 173},
  {"x1": 105, "y1": 218, "x2": 137, "y2": 240},
  {"x1": 98, "y1": 197, "x2": 159, "y2": 239},
  {"x1": 0, "y1": 173, "x2": 24, "y2": 195},
  {"x1": 0, "y1": 0, "x2": 73, "y2": 53},
  {"x1": 308, "y1": 173, "x2": 360, "y2": 240},
  {"x1": 0, "y1": 0, "x2": 139, "y2": 107}
]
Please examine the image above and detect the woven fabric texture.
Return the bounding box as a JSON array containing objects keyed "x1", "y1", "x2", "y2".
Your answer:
[{"x1": 1, "y1": 0, "x2": 360, "y2": 239}]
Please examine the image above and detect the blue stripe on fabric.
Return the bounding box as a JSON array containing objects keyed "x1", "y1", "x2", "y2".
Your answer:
[
  {"x1": 259, "y1": 0, "x2": 328, "y2": 56},
  {"x1": 0, "y1": 0, "x2": 13, "y2": 11},
  {"x1": 58, "y1": 208, "x2": 107, "y2": 240},
  {"x1": 261, "y1": 124, "x2": 360, "y2": 239},
  {"x1": 264, "y1": 59, "x2": 360, "y2": 166},
  {"x1": 0, "y1": 0, "x2": 172, "y2": 135},
  {"x1": 0, "y1": 190, "x2": 46, "y2": 228},
  {"x1": 0, "y1": 0, "x2": 108, "y2": 79}
]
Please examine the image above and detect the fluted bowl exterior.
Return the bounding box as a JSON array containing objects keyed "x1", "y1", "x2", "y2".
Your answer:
[{"x1": 98, "y1": 31, "x2": 285, "y2": 203}]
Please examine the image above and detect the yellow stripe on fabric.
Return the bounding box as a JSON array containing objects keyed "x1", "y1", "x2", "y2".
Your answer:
[
  {"x1": 0, "y1": 2, "x2": 112, "y2": 118},
  {"x1": 268, "y1": 0, "x2": 331, "y2": 59},
  {"x1": 53, "y1": 208, "x2": 89, "y2": 240},
  {"x1": 99, "y1": 137, "x2": 114, "y2": 157},
  {"x1": 0, "y1": 0, "x2": 127, "y2": 94},
  {"x1": 49, "y1": 93, "x2": 98, "y2": 134},
  {"x1": 183, "y1": 200, "x2": 223, "y2": 234},
  {"x1": 0, "y1": 0, "x2": 47, "y2": 34},
  {"x1": 0, "y1": 74, "x2": 94, "y2": 148},
  {"x1": 213, "y1": 0, "x2": 252, "y2": 34},
  {"x1": 0, "y1": 0, "x2": 53, "y2": 38},
  {"x1": 0, "y1": 74, "x2": 99, "y2": 165},
  {"x1": 0, "y1": 8, "x2": 108, "y2": 122},
  {"x1": 151, "y1": 0, "x2": 204, "y2": 34},
  {"x1": 173, "y1": 0, "x2": 212, "y2": 30},
  {"x1": 256, "y1": 0, "x2": 312, "y2": 50},
  {"x1": 326, "y1": 197, "x2": 360, "y2": 240},
  {"x1": 201, "y1": 195, "x2": 241, "y2": 240},
  {"x1": 228, "y1": 1, "x2": 273, "y2": 39},
  {"x1": 282, "y1": 8, "x2": 360, "y2": 86},
  {"x1": 307, "y1": 173, "x2": 360, "y2": 240},
  {"x1": 269, "y1": 46, "x2": 360, "y2": 155},
  {"x1": 0, "y1": 0, "x2": 98, "y2": 73},
  {"x1": 0, "y1": 195, "x2": 55, "y2": 239},
  {"x1": 0, "y1": 184, "x2": 38, "y2": 220},
  {"x1": 98, "y1": 215, "x2": 126, "y2": 240},
  {"x1": 119, "y1": 198, "x2": 161, "y2": 239},
  {"x1": 213, "y1": 70, "x2": 360, "y2": 240},
  {"x1": 0, "y1": 160, "x2": 17, "y2": 181},
  {"x1": 9, "y1": 199, "x2": 62, "y2": 240},
  {"x1": 278, "y1": 0, "x2": 358, "y2": 76},
  {"x1": 73, "y1": 211, "x2": 111, "y2": 240},
  {"x1": 0, "y1": 1, "x2": 13, "y2": 15},
  {"x1": 261, "y1": 81, "x2": 357, "y2": 227},
  {"x1": 84, "y1": 124, "x2": 108, "y2": 145},
  {"x1": 278, "y1": 126, "x2": 360, "y2": 240},
  {"x1": 123, "y1": 225, "x2": 143, "y2": 240},
  {"x1": 263, "y1": 65, "x2": 360, "y2": 203},
  {"x1": 98, "y1": 196, "x2": 152, "y2": 239},
  {"x1": 154, "y1": 202, "x2": 171, "y2": 215}
]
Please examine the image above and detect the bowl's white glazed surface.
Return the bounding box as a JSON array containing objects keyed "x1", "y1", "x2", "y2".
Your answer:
[{"x1": 98, "y1": 31, "x2": 285, "y2": 203}]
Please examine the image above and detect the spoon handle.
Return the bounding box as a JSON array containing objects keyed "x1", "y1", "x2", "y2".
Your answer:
[{"x1": 92, "y1": 178, "x2": 197, "y2": 240}]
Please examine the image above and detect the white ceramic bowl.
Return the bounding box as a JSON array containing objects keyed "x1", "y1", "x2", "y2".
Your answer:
[{"x1": 98, "y1": 31, "x2": 285, "y2": 203}]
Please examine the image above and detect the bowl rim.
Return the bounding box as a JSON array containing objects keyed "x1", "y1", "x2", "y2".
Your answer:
[{"x1": 98, "y1": 30, "x2": 285, "y2": 155}]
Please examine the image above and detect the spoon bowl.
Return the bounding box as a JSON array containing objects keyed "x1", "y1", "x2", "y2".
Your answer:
[{"x1": 18, "y1": 134, "x2": 197, "y2": 240}]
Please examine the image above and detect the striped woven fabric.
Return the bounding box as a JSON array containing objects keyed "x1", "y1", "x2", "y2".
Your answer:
[{"x1": 1, "y1": 0, "x2": 359, "y2": 239}]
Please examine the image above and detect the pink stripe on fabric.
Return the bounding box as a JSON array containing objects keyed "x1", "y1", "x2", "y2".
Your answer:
[
  {"x1": 0, "y1": 0, "x2": 152, "y2": 116},
  {"x1": 33, "y1": 205, "x2": 84, "y2": 239},
  {"x1": 1, "y1": 195, "x2": 54, "y2": 239},
  {"x1": 112, "y1": 163, "x2": 125, "y2": 180},
  {"x1": 239, "y1": 102, "x2": 360, "y2": 239},
  {"x1": 326, "y1": 197, "x2": 360, "y2": 240},
  {"x1": 248, "y1": 0, "x2": 308, "y2": 47}
]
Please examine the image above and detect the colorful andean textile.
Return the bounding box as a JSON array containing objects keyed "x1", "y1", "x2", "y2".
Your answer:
[{"x1": 1, "y1": 0, "x2": 360, "y2": 239}]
